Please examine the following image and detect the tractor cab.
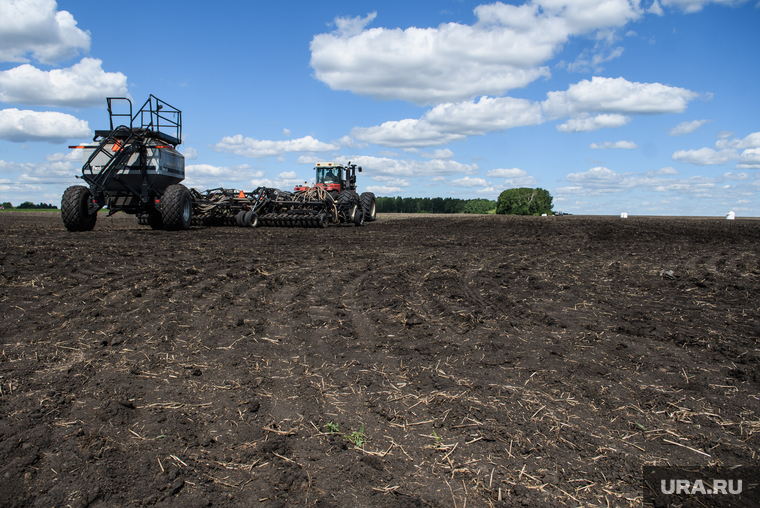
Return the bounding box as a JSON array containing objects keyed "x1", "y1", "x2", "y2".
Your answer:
[
  {"x1": 316, "y1": 162, "x2": 343, "y2": 192},
  {"x1": 294, "y1": 161, "x2": 362, "y2": 196}
]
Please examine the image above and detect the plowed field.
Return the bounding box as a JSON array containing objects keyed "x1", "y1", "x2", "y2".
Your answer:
[{"x1": 1, "y1": 212, "x2": 758, "y2": 507}]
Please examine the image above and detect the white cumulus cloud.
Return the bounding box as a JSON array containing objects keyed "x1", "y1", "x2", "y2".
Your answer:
[
  {"x1": 311, "y1": 0, "x2": 644, "y2": 105},
  {"x1": 557, "y1": 114, "x2": 631, "y2": 132},
  {"x1": 560, "y1": 166, "x2": 720, "y2": 196},
  {"x1": 660, "y1": 0, "x2": 748, "y2": 13},
  {"x1": 737, "y1": 148, "x2": 760, "y2": 169},
  {"x1": 0, "y1": 58, "x2": 128, "y2": 108},
  {"x1": 180, "y1": 147, "x2": 197, "y2": 160},
  {"x1": 370, "y1": 176, "x2": 411, "y2": 187},
  {"x1": 669, "y1": 119, "x2": 709, "y2": 136},
  {"x1": 352, "y1": 75, "x2": 697, "y2": 147},
  {"x1": 487, "y1": 168, "x2": 528, "y2": 178},
  {"x1": 542, "y1": 76, "x2": 699, "y2": 119},
  {"x1": 250, "y1": 171, "x2": 303, "y2": 189},
  {"x1": 185, "y1": 163, "x2": 269, "y2": 189},
  {"x1": 0, "y1": 0, "x2": 90, "y2": 64},
  {"x1": 421, "y1": 149, "x2": 454, "y2": 159},
  {"x1": 365, "y1": 185, "x2": 404, "y2": 195},
  {"x1": 352, "y1": 96, "x2": 543, "y2": 148},
  {"x1": 590, "y1": 140, "x2": 639, "y2": 149},
  {"x1": 46, "y1": 148, "x2": 82, "y2": 162},
  {"x1": 214, "y1": 134, "x2": 340, "y2": 158},
  {"x1": 0, "y1": 108, "x2": 90, "y2": 143},
  {"x1": 451, "y1": 176, "x2": 490, "y2": 188},
  {"x1": 648, "y1": 166, "x2": 680, "y2": 175},
  {"x1": 303, "y1": 154, "x2": 478, "y2": 179},
  {"x1": 0, "y1": 159, "x2": 78, "y2": 184},
  {"x1": 671, "y1": 148, "x2": 738, "y2": 165},
  {"x1": 671, "y1": 131, "x2": 760, "y2": 167}
]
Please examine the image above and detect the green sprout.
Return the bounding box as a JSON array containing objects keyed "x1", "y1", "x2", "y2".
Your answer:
[
  {"x1": 345, "y1": 426, "x2": 367, "y2": 448},
  {"x1": 325, "y1": 422, "x2": 340, "y2": 434}
]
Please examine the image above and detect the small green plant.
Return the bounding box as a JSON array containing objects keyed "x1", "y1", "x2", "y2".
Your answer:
[
  {"x1": 325, "y1": 422, "x2": 340, "y2": 434},
  {"x1": 432, "y1": 430, "x2": 442, "y2": 446},
  {"x1": 345, "y1": 426, "x2": 367, "y2": 448}
]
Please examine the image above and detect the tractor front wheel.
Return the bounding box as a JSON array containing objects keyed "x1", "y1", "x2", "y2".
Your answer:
[
  {"x1": 161, "y1": 184, "x2": 193, "y2": 230},
  {"x1": 61, "y1": 186, "x2": 97, "y2": 232}
]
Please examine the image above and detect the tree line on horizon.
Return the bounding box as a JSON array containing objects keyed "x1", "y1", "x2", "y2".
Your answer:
[
  {"x1": 375, "y1": 187, "x2": 553, "y2": 216},
  {"x1": 2, "y1": 188, "x2": 553, "y2": 215},
  {"x1": 1, "y1": 202, "x2": 58, "y2": 210},
  {"x1": 375, "y1": 196, "x2": 496, "y2": 214}
]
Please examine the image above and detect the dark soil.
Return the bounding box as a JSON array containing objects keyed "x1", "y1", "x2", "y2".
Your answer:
[{"x1": 0, "y1": 212, "x2": 758, "y2": 507}]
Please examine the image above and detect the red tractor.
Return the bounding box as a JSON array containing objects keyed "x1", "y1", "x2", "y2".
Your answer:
[{"x1": 294, "y1": 161, "x2": 376, "y2": 223}]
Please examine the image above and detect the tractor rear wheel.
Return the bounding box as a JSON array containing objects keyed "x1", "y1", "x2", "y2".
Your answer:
[
  {"x1": 360, "y1": 192, "x2": 376, "y2": 222},
  {"x1": 161, "y1": 184, "x2": 193, "y2": 230},
  {"x1": 61, "y1": 185, "x2": 97, "y2": 232}
]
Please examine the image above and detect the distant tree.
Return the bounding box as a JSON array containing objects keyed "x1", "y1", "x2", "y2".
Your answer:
[
  {"x1": 371, "y1": 196, "x2": 494, "y2": 214},
  {"x1": 496, "y1": 188, "x2": 553, "y2": 215},
  {"x1": 401, "y1": 197, "x2": 417, "y2": 213},
  {"x1": 463, "y1": 199, "x2": 497, "y2": 214},
  {"x1": 376, "y1": 197, "x2": 397, "y2": 213},
  {"x1": 1, "y1": 202, "x2": 12, "y2": 209},
  {"x1": 16, "y1": 202, "x2": 58, "y2": 210}
]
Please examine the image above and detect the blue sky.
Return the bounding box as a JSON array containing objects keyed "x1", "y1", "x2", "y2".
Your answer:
[{"x1": 1, "y1": 0, "x2": 759, "y2": 215}]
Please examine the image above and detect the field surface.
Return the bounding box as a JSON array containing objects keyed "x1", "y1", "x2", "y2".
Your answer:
[{"x1": 1, "y1": 212, "x2": 758, "y2": 507}]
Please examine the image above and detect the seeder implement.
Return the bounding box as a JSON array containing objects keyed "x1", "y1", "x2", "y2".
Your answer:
[{"x1": 62, "y1": 95, "x2": 376, "y2": 231}]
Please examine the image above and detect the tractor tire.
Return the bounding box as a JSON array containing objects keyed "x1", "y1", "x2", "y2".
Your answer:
[
  {"x1": 353, "y1": 206, "x2": 365, "y2": 226},
  {"x1": 338, "y1": 190, "x2": 360, "y2": 202},
  {"x1": 244, "y1": 210, "x2": 258, "y2": 227},
  {"x1": 161, "y1": 184, "x2": 193, "y2": 231},
  {"x1": 61, "y1": 186, "x2": 97, "y2": 232},
  {"x1": 360, "y1": 192, "x2": 376, "y2": 222},
  {"x1": 236, "y1": 210, "x2": 246, "y2": 227},
  {"x1": 337, "y1": 190, "x2": 360, "y2": 223}
]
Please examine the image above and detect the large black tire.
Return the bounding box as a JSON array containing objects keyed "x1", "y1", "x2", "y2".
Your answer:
[
  {"x1": 337, "y1": 190, "x2": 360, "y2": 223},
  {"x1": 61, "y1": 186, "x2": 97, "y2": 232},
  {"x1": 353, "y1": 206, "x2": 365, "y2": 226},
  {"x1": 360, "y1": 192, "x2": 376, "y2": 222},
  {"x1": 161, "y1": 184, "x2": 193, "y2": 230},
  {"x1": 236, "y1": 210, "x2": 247, "y2": 227},
  {"x1": 244, "y1": 210, "x2": 258, "y2": 227}
]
